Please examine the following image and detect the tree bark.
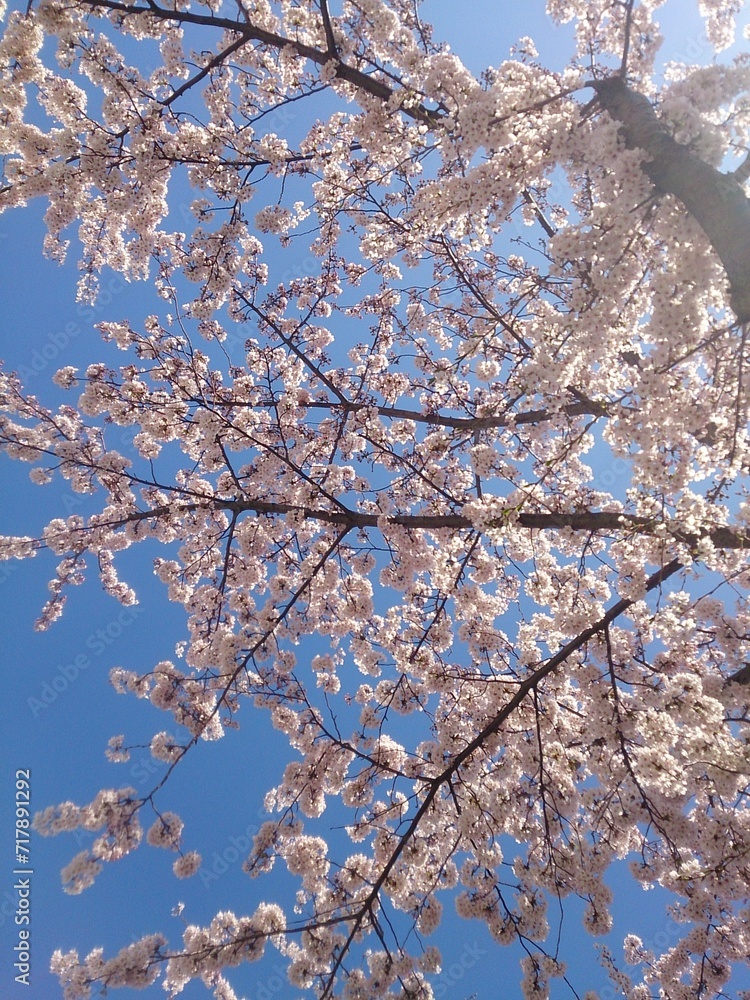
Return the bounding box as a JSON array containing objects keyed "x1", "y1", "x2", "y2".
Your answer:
[
  {"x1": 592, "y1": 77, "x2": 750, "y2": 324},
  {"x1": 209, "y1": 499, "x2": 749, "y2": 550}
]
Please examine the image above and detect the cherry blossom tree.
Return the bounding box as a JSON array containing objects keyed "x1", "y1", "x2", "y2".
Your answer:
[{"x1": 2, "y1": 0, "x2": 750, "y2": 997}]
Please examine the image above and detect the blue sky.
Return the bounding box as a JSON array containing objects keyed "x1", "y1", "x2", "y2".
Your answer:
[{"x1": 1, "y1": 3, "x2": 750, "y2": 1000}]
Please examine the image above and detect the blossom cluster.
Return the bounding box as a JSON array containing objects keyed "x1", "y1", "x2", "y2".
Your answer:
[{"x1": 2, "y1": 0, "x2": 750, "y2": 997}]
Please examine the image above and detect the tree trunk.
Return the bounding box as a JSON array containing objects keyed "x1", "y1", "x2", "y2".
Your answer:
[{"x1": 593, "y1": 76, "x2": 750, "y2": 324}]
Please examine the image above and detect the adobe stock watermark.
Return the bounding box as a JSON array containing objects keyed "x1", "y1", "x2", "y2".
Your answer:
[
  {"x1": 127, "y1": 730, "x2": 179, "y2": 787},
  {"x1": 245, "y1": 961, "x2": 291, "y2": 1000},
  {"x1": 198, "y1": 817, "x2": 265, "y2": 890},
  {"x1": 221, "y1": 251, "x2": 324, "y2": 355},
  {"x1": 592, "y1": 456, "x2": 630, "y2": 491},
  {"x1": 432, "y1": 940, "x2": 486, "y2": 999},
  {"x1": 27, "y1": 605, "x2": 145, "y2": 717},
  {"x1": 14, "y1": 275, "x2": 129, "y2": 382},
  {"x1": 596, "y1": 916, "x2": 684, "y2": 1000},
  {"x1": 0, "y1": 559, "x2": 19, "y2": 587}
]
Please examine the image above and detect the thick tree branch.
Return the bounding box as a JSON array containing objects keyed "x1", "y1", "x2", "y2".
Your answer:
[
  {"x1": 321, "y1": 554, "x2": 685, "y2": 997},
  {"x1": 235, "y1": 397, "x2": 613, "y2": 429},
  {"x1": 219, "y1": 499, "x2": 749, "y2": 551},
  {"x1": 78, "y1": 0, "x2": 561, "y2": 231},
  {"x1": 592, "y1": 76, "x2": 750, "y2": 323},
  {"x1": 83, "y1": 0, "x2": 442, "y2": 123},
  {"x1": 726, "y1": 662, "x2": 750, "y2": 686},
  {"x1": 318, "y1": 0, "x2": 338, "y2": 59},
  {"x1": 104, "y1": 499, "x2": 750, "y2": 551}
]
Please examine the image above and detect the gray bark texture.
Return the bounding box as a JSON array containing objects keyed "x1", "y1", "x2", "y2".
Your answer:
[{"x1": 592, "y1": 77, "x2": 750, "y2": 324}]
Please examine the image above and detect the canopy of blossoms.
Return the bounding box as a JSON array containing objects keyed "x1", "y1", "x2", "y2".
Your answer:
[{"x1": 1, "y1": 0, "x2": 750, "y2": 997}]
